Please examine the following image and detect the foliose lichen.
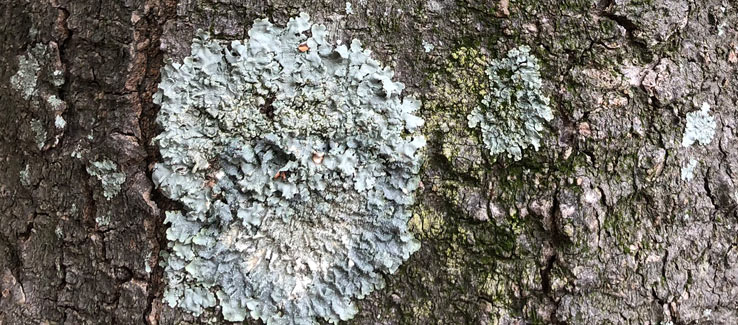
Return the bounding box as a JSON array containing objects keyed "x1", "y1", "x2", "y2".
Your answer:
[
  {"x1": 153, "y1": 13, "x2": 425, "y2": 324},
  {"x1": 47, "y1": 95, "x2": 65, "y2": 110},
  {"x1": 55, "y1": 115, "x2": 66, "y2": 129},
  {"x1": 10, "y1": 44, "x2": 45, "y2": 100},
  {"x1": 95, "y1": 213, "x2": 111, "y2": 227},
  {"x1": 19, "y1": 164, "x2": 31, "y2": 187},
  {"x1": 422, "y1": 40, "x2": 435, "y2": 53},
  {"x1": 30, "y1": 119, "x2": 46, "y2": 150},
  {"x1": 680, "y1": 158, "x2": 698, "y2": 181},
  {"x1": 467, "y1": 45, "x2": 553, "y2": 161},
  {"x1": 86, "y1": 160, "x2": 126, "y2": 200},
  {"x1": 682, "y1": 102, "x2": 716, "y2": 147},
  {"x1": 50, "y1": 69, "x2": 65, "y2": 88}
]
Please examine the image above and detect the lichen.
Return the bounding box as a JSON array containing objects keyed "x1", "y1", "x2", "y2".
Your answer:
[
  {"x1": 681, "y1": 158, "x2": 698, "y2": 181},
  {"x1": 50, "y1": 69, "x2": 65, "y2": 88},
  {"x1": 682, "y1": 102, "x2": 716, "y2": 147},
  {"x1": 19, "y1": 164, "x2": 31, "y2": 187},
  {"x1": 70, "y1": 145, "x2": 84, "y2": 159},
  {"x1": 47, "y1": 95, "x2": 65, "y2": 110},
  {"x1": 86, "y1": 160, "x2": 126, "y2": 200},
  {"x1": 30, "y1": 119, "x2": 46, "y2": 150},
  {"x1": 467, "y1": 45, "x2": 553, "y2": 161},
  {"x1": 55, "y1": 226, "x2": 64, "y2": 239},
  {"x1": 54, "y1": 115, "x2": 66, "y2": 129},
  {"x1": 153, "y1": 13, "x2": 424, "y2": 324},
  {"x1": 10, "y1": 44, "x2": 45, "y2": 100},
  {"x1": 422, "y1": 40, "x2": 435, "y2": 53},
  {"x1": 95, "y1": 213, "x2": 111, "y2": 227}
]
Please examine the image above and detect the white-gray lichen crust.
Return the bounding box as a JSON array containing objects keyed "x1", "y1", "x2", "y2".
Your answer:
[
  {"x1": 467, "y1": 45, "x2": 553, "y2": 160},
  {"x1": 152, "y1": 13, "x2": 425, "y2": 324}
]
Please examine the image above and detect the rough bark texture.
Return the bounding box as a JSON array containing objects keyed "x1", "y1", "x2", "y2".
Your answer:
[{"x1": 2, "y1": 0, "x2": 738, "y2": 324}]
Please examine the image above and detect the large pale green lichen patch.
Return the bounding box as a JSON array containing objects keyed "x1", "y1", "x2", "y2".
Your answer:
[
  {"x1": 467, "y1": 45, "x2": 553, "y2": 161},
  {"x1": 153, "y1": 13, "x2": 425, "y2": 324}
]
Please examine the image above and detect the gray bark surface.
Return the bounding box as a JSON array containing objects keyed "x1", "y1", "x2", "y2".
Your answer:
[{"x1": 1, "y1": 0, "x2": 737, "y2": 324}]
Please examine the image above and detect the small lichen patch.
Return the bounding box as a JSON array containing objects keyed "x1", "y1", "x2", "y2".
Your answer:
[
  {"x1": 70, "y1": 145, "x2": 84, "y2": 159},
  {"x1": 145, "y1": 252, "x2": 152, "y2": 274},
  {"x1": 10, "y1": 44, "x2": 45, "y2": 100},
  {"x1": 54, "y1": 115, "x2": 66, "y2": 129},
  {"x1": 47, "y1": 95, "x2": 65, "y2": 111},
  {"x1": 154, "y1": 13, "x2": 424, "y2": 324},
  {"x1": 50, "y1": 69, "x2": 65, "y2": 88},
  {"x1": 681, "y1": 159, "x2": 698, "y2": 181},
  {"x1": 19, "y1": 164, "x2": 31, "y2": 186},
  {"x1": 86, "y1": 160, "x2": 126, "y2": 200},
  {"x1": 345, "y1": 1, "x2": 354, "y2": 14},
  {"x1": 467, "y1": 45, "x2": 554, "y2": 161},
  {"x1": 55, "y1": 226, "x2": 64, "y2": 238},
  {"x1": 95, "y1": 213, "x2": 111, "y2": 227},
  {"x1": 422, "y1": 40, "x2": 435, "y2": 53},
  {"x1": 682, "y1": 102, "x2": 716, "y2": 147},
  {"x1": 30, "y1": 119, "x2": 46, "y2": 150}
]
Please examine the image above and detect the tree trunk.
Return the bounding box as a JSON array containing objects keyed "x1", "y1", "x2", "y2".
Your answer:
[{"x1": 2, "y1": 0, "x2": 737, "y2": 324}]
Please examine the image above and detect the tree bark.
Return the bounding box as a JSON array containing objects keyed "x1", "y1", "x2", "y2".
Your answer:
[{"x1": 2, "y1": 0, "x2": 737, "y2": 324}]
